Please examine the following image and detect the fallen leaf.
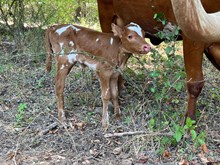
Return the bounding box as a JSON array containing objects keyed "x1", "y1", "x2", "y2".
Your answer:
[
  {"x1": 179, "y1": 159, "x2": 189, "y2": 165},
  {"x1": 74, "y1": 122, "x2": 85, "y2": 131},
  {"x1": 201, "y1": 144, "x2": 209, "y2": 153},
  {"x1": 122, "y1": 159, "x2": 133, "y2": 165},
  {"x1": 6, "y1": 150, "x2": 15, "y2": 160},
  {"x1": 136, "y1": 155, "x2": 148, "y2": 163},
  {"x1": 162, "y1": 150, "x2": 172, "y2": 158},
  {"x1": 93, "y1": 139, "x2": 100, "y2": 143},
  {"x1": 89, "y1": 149, "x2": 98, "y2": 156},
  {"x1": 112, "y1": 147, "x2": 122, "y2": 155},
  {"x1": 82, "y1": 159, "x2": 90, "y2": 164},
  {"x1": 198, "y1": 153, "x2": 209, "y2": 164}
]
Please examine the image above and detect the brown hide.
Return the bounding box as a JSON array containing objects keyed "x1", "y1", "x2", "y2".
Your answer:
[
  {"x1": 98, "y1": 0, "x2": 220, "y2": 37},
  {"x1": 97, "y1": 0, "x2": 220, "y2": 124}
]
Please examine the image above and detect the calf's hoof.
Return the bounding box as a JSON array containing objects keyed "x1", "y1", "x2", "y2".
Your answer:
[
  {"x1": 58, "y1": 109, "x2": 66, "y2": 122},
  {"x1": 102, "y1": 121, "x2": 109, "y2": 131},
  {"x1": 114, "y1": 113, "x2": 121, "y2": 119}
]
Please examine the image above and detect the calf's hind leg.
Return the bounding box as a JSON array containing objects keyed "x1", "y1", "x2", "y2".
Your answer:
[
  {"x1": 55, "y1": 56, "x2": 74, "y2": 121},
  {"x1": 110, "y1": 74, "x2": 121, "y2": 119}
]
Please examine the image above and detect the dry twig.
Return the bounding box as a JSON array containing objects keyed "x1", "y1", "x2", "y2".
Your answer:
[{"x1": 104, "y1": 131, "x2": 173, "y2": 138}]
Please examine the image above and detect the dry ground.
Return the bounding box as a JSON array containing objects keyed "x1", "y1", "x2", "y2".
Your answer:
[{"x1": 0, "y1": 40, "x2": 220, "y2": 165}]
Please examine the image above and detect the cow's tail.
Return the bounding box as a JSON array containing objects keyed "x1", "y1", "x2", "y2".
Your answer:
[{"x1": 45, "y1": 26, "x2": 53, "y2": 72}]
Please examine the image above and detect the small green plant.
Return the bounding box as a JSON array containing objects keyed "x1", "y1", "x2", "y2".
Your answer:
[
  {"x1": 124, "y1": 116, "x2": 132, "y2": 125},
  {"x1": 173, "y1": 117, "x2": 206, "y2": 147},
  {"x1": 149, "y1": 117, "x2": 155, "y2": 130},
  {"x1": 36, "y1": 77, "x2": 46, "y2": 88},
  {"x1": 15, "y1": 103, "x2": 27, "y2": 123}
]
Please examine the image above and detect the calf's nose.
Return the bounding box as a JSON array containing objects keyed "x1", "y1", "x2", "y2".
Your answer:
[{"x1": 142, "y1": 44, "x2": 151, "y2": 53}]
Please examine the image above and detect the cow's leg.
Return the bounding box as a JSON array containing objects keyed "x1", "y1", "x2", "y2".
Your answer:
[
  {"x1": 97, "y1": 71, "x2": 112, "y2": 129},
  {"x1": 182, "y1": 34, "x2": 205, "y2": 123},
  {"x1": 55, "y1": 56, "x2": 75, "y2": 121},
  {"x1": 110, "y1": 73, "x2": 121, "y2": 119}
]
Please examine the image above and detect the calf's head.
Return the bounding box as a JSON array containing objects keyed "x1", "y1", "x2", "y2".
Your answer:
[{"x1": 112, "y1": 22, "x2": 151, "y2": 54}]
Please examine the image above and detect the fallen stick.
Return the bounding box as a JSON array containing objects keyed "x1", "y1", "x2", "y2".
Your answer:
[
  {"x1": 104, "y1": 131, "x2": 173, "y2": 138},
  {"x1": 38, "y1": 122, "x2": 58, "y2": 136}
]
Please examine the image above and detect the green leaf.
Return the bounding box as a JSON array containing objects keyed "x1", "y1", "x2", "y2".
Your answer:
[
  {"x1": 153, "y1": 13, "x2": 158, "y2": 19},
  {"x1": 186, "y1": 117, "x2": 193, "y2": 127},
  {"x1": 174, "y1": 130, "x2": 182, "y2": 142},
  {"x1": 150, "y1": 87, "x2": 156, "y2": 93},
  {"x1": 165, "y1": 46, "x2": 172, "y2": 55},
  {"x1": 150, "y1": 71, "x2": 160, "y2": 78},
  {"x1": 190, "y1": 130, "x2": 197, "y2": 140},
  {"x1": 198, "y1": 138, "x2": 205, "y2": 145},
  {"x1": 173, "y1": 125, "x2": 185, "y2": 142},
  {"x1": 149, "y1": 118, "x2": 155, "y2": 129},
  {"x1": 183, "y1": 125, "x2": 189, "y2": 130}
]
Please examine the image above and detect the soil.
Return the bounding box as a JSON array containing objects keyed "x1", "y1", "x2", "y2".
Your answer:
[{"x1": 0, "y1": 41, "x2": 219, "y2": 165}]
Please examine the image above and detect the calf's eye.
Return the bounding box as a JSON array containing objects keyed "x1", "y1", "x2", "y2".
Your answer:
[{"x1": 128, "y1": 35, "x2": 133, "y2": 39}]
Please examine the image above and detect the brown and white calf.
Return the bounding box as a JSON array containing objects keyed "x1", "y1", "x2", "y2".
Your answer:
[{"x1": 45, "y1": 23, "x2": 151, "y2": 128}]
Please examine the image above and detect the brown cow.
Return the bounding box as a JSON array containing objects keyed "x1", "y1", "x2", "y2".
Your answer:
[
  {"x1": 45, "y1": 23, "x2": 151, "y2": 128},
  {"x1": 97, "y1": 0, "x2": 220, "y2": 124}
]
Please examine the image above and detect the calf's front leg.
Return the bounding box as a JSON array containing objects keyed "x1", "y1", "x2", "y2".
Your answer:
[{"x1": 98, "y1": 71, "x2": 112, "y2": 129}]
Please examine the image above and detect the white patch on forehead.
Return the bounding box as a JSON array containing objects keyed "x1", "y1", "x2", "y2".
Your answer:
[
  {"x1": 56, "y1": 25, "x2": 81, "y2": 35},
  {"x1": 96, "y1": 38, "x2": 100, "y2": 42},
  {"x1": 128, "y1": 22, "x2": 143, "y2": 37},
  {"x1": 84, "y1": 61, "x2": 97, "y2": 70},
  {"x1": 60, "y1": 64, "x2": 65, "y2": 70},
  {"x1": 110, "y1": 38, "x2": 113, "y2": 45},
  {"x1": 69, "y1": 41, "x2": 74, "y2": 46},
  {"x1": 68, "y1": 52, "x2": 77, "y2": 63}
]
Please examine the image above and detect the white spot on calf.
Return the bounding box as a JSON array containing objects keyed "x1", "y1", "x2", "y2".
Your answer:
[
  {"x1": 110, "y1": 38, "x2": 113, "y2": 45},
  {"x1": 60, "y1": 64, "x2": 65, "y2": 70},
  {"x1": 84, "y1": 61, "x2": 97, "y2": 70},
  {"x1": 59, "y1": 42, "x2": 64, "y2": 55},
  {"x1": 60, "y1": 42, "x2": 64, "y2": 48},
  {"x1": 128, "y1": 22, "x2": 143, "y2": 37},
  {"x1": 68, "y1": 52, "x2": 77, "y2": 64},
  {"x1": 105, "y1": 88, "x2": 110, "y2": 97},
  {"x1": 69, "y1": 41, "x2": 74, "y2": 46},
  {"x1": 56, "y1": 24, "x2": 80, "y2": 35},
  {"x1": 96, "y1": 38, "x2": 100, "y2": 42},
  {"x1": 119, "y1": 108, "x2": 121, "y2": 115},
  {"x1": 106, "y1": 112, "x2": 109, "y2": 125},
  {"x1": 61, "y1": 109, "x2": 65, "y2": 119}
]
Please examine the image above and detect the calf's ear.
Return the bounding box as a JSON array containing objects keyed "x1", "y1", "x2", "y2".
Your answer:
[{"x1": 111, "y1": 23, "x2": 123, "y2": 38}]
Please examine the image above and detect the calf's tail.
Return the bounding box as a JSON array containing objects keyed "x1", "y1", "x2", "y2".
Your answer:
[{"x1": 45, "y1": 27, "x2": 53, "y2": 72}]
